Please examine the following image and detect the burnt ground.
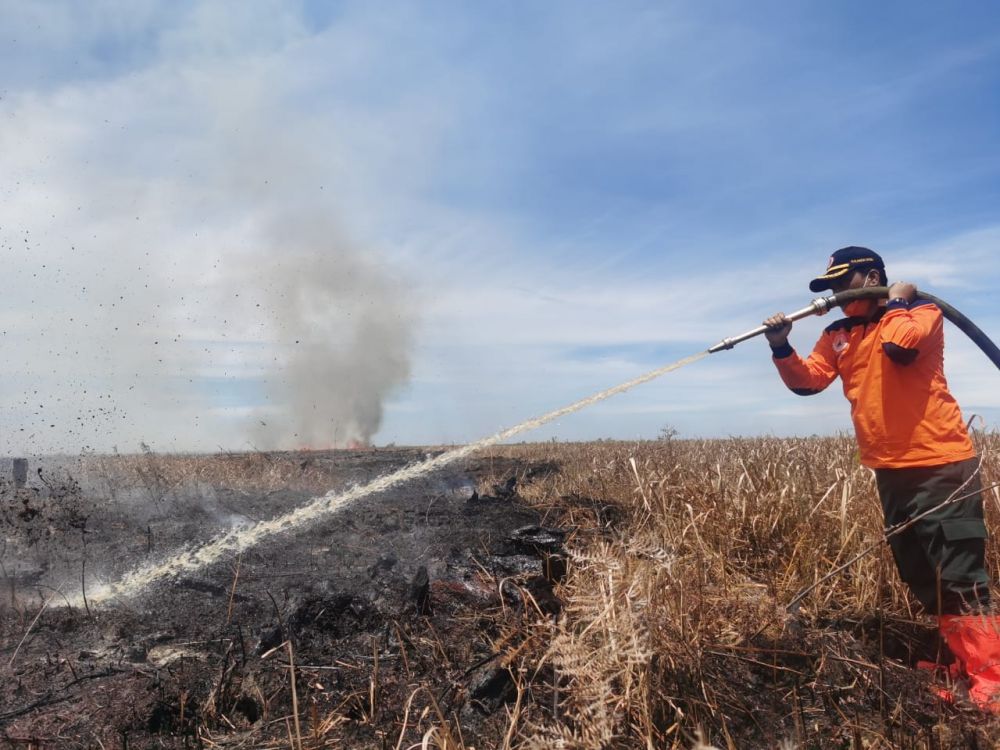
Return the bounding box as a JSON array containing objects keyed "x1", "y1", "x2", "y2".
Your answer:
[
  {"x1": 2, "y1": 445, "x2": 998, "y2": 749},
  {"x1": 0, "y1": 449, "x2": 562, "y2": 749}
]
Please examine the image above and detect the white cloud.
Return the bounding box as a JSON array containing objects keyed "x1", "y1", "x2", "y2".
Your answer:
[
  {"x1": 3, "y1": 2, "x2": 999, "y2": 453},
  {"x1": 0, "y1": 3, "x2": 433, "y2": 453}
]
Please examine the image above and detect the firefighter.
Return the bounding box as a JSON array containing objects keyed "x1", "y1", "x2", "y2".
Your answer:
[{"x1": 763, "y1": 246, "x2": 999, "y2": 712}]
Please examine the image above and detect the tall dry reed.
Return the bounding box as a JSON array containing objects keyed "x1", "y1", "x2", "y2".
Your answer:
[{"x1": 480, "y1": 435, "x2": 1000, "y2": 748}]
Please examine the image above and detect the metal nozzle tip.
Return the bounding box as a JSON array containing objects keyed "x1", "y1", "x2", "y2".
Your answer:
[{"x1": 708, "y1": 340, "x2": 732, "y2": 354}]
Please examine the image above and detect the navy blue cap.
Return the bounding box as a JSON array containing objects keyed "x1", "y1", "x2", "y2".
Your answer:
[{"x1": 809, "y1": 246, "x2": 885, "y2": 293}]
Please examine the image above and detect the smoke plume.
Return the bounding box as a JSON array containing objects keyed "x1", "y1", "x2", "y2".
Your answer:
[
  {"x1": 0, "y1": 5, "x2": 423, "y2": 454},
  {"x1": 248, "y1": 218, "x2": 412, "y2": 449}
]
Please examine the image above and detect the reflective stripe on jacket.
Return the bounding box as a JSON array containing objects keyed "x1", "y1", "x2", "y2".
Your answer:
[{"x1": 771, "y1": 299, "x2": 975, "y2": 469}]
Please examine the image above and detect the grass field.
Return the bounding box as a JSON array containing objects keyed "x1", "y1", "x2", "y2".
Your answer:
[
  {"x1": 465, "y1": 434, "x2": 1000, "y2": 748},
  {"x1": 3, "y1": 436, "x2": 1000, "y2": 748}
]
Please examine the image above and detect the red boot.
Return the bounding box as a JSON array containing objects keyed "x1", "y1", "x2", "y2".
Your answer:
[{"x1": 939, "y1": 614, "x2": 1000, "y2": 714}]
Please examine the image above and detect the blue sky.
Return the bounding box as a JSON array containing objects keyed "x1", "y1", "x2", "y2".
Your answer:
[{"x1": 2, "y1": 1, "x2": 999, "y2": 453}]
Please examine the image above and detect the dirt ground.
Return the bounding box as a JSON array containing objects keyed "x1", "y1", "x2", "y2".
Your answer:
[
  {"x1": 0, "y1": 449, "x2": 561, "y2": 749},
  {"x1": 3, "y1": 441, "x2": 1000, "y2": 749}
]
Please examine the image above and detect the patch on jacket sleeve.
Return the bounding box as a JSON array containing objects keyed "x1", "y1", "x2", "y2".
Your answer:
[{"x1": 883, "y1": 342, "x2": 919, "y2": 365}]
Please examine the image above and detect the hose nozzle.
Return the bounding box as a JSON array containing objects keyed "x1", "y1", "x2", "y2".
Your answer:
[{"x1": 707, "y1": 287, "x2": 891, "y2": 354}]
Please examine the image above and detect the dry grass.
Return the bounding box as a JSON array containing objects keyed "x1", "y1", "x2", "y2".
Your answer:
[
  {"x1": 15, "y1": 436, "x2": 1000, "y2": 748},
  {"x1": 471, "y1": 434, "x2": 1000, "y2": 748},
  {"x1": 85, "y1": 449, "x2": 356, "y2": 495}
]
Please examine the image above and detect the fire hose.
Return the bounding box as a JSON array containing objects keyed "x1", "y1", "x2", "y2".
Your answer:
[
  {"x1": 708, "y1": 285, "x2": 1000, "y2": 612},
  {"x1": 708, "y1": 285, "x2": 1000, "y2": 370}
]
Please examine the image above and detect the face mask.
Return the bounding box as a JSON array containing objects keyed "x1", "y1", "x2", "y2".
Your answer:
[
  {"x1": 841, "y1": 274, "x2": 879, "y2": 317},
  {"x1": 843, "y1": 299, "x2": 873, "y2": 317}
]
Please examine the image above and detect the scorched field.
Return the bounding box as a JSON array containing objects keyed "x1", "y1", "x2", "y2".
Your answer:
[{"x1": 2, "y1": 435, "x2": 1000, "y2": 749}]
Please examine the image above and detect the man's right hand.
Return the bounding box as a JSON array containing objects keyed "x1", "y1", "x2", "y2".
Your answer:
[{"x1": 763, "y1": 313, "x2": 792, "y2": 347}]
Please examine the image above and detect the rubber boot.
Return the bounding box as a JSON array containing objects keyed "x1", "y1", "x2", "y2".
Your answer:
[{"x1": 939, "y1": 614, "x2": 1000, "y2": 714}]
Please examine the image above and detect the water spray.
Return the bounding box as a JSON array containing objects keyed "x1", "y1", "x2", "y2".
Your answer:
[
  {"x1": 74, "y1": 352, "x2": 709, "y2": 606},
  {"x1": 73, "y1": 286, "x2": 1000, "y2": 607}
]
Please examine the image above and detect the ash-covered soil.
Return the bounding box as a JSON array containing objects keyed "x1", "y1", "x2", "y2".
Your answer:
[
  {"x1": 5, "y1": 442, "x2": 998, "y2": 749},
  {"x1": 0, "y1": 449, "x2": 561, "y2": 749}
]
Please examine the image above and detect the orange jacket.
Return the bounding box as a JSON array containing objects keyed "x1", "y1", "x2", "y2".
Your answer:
[{"x1": 772, "y1": 299, "x2": 975, "y2": 469}]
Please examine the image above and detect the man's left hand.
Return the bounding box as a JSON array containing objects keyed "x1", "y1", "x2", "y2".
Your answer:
[{"x1": 887, "y1": 281, "x2": 917, "y2": 302}]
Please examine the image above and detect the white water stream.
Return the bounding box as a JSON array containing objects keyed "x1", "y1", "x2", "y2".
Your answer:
[{"x1": 75, "y1": 351, "x2": 709, "y2": 606}]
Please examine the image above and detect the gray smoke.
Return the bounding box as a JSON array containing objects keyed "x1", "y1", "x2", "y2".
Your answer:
[
  {"x1": 0, "y1": 11, "x2": 420, "y2": 454},
  {"x1": 247, "y1": 218, "x2": 412, "y2": 449}
]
